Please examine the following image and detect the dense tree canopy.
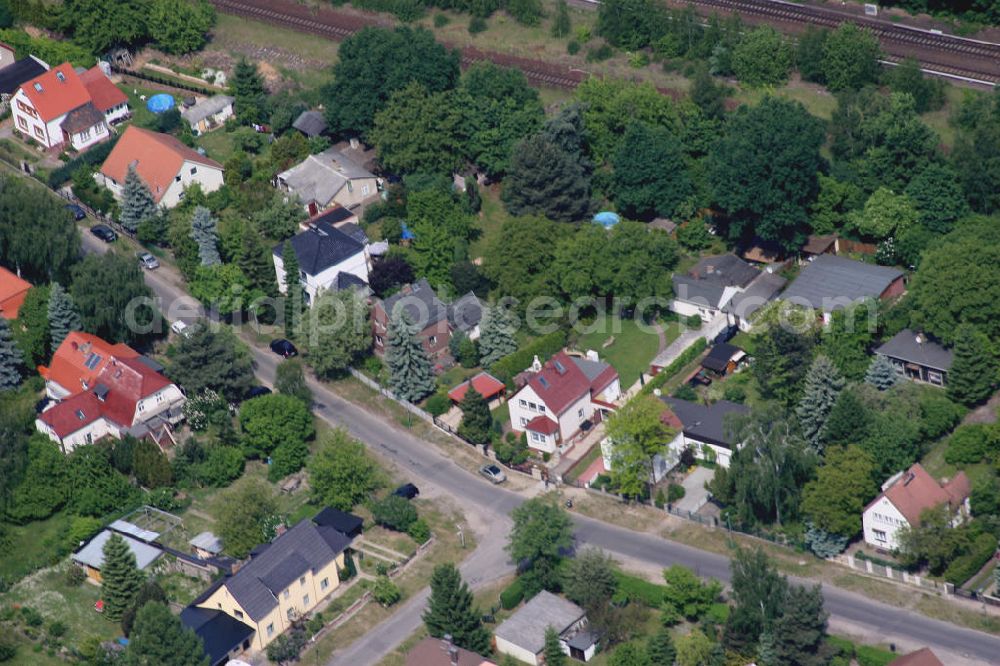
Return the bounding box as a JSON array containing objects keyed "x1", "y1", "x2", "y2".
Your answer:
[
  {"x1": 168, "y1": 325, "x2": 255, "y2": 401},
  {"x1": 731, "y1": 26, "x2": 792, "y2": 87},
  {"x1": 308, "y1": 428, "x2": 383, "y2": 511},
  {"x1": 821, "y1": 24, "x2": 881, "y2": 92},
  {"x1": 371, "y1": 83, "x2": 468, "y2": 176},
  {"x1": 611, "y1": 122, "x2": 692, "y2": 220},
  {"x1": 708, "y1": 97, "x2": 824, "y2": 251},
  {"x1": 323, "y1": 26, "x2": 460, "y2": 138},
  {"x1": 214, "y1": 478, "x2": 278, "y2": 559},
  {"x1": 0, "y1": 176, "x2": 79, "y2": 283},
  {"x1": 71, "y1": 253, "x2": 155, "y2": 345},
  {"x1": 801, "y1": 445, "x2": 877, "y2": 538}
]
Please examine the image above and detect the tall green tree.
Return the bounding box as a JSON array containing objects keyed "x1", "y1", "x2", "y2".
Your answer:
[
  {"x1": 0, "y1": 176, "x2": 79, "y2": 283},
  {"x1": 507, "y1": 497, "x2": 574, "y2": 595},
  {"x1": 214, "y1": 478, "x2": 279, "y2": 559},
  {"x1": 239, "y1": 393, "x2": 314, "y2": 459},
  {"x1": 848, "y1": 187, "x2": 918, "y2": 241},
  {"x1": 751, "y1": 326, "x2": 815, "y2": 406},
  {"x1": 478, "y1": 306, "x2": 518, "y2": 366},
  {"x1": 543, "y1": 626, "x2": 568, "y2": 666},
  {"x1": 370, "y1": 83, "x2": 468, "y2": 176},
  {"x1": 11, "y1": 284, "x2": 49, "y2": 367},
  {"x1": 770, "y1": 584, "x2": 830, "y2": 666},
  {"x1": 952, "y1": 115, "x2": 1000, "y2": 215},
  {"x1": 796, "y1": 355, "x2": 845, "y2": 452},
  {"x1": 70, "y1": 253, "x2": 155, "y2": 345},
  {"x1": 410, "y1": 220, "x2": 455, "y2": 288},
  {"x1": 308, "y1": 428, "x2": 382, "y2": 511},
  {"x1": 904, "y1": 163, "x2": 970, "y2": 235},
  {"x1": 323, "y1": 26, "x2": 460, "y2": 137},
  {"x1": 801, "y1": 445, "x2": 877, "y2": 539},
  {"x1": 732, "y1": 26, "x2": 792, "y2": 87},
  {"x1": 551, "y1": 0, "x2": 571, "y2": 37},
  {"x1": 47, "y1": 282, "x2": 81, "y2": 351},
  {"x1": 305, "y1": 288, "x2": 371, "y2": 378},
  {"x1": 822, "y1": 23, "x2": 880, "y2": 91},
  {"x1": 886, "y1": 57, "x2": 944, "y2": 114},
  {"x1": 275, "y1": 358, "x2": 312, "y2": 405},
  {"x1": 821, "y1": 304, "x2": 876, "y2": 381},
  {"x1": 724, "y1": 548, "x2": 788, "y2": 655},
  {"x1": 612, "y1": 122, "x2": 692, "y2": 220},
  {"x1": 189, "y1": 206, "x2": 221, "y2": 266},
  {"x1": 457, "y1": 387, "x2": 492, "y2": 445},
  {"x1": 386, "y1": 310, "x2": 435, "y2": 403},
  {"x1": 69, "y1": 444, "x2": 140, "y2": 516},
  {"x1": 707, "y1": 97, "x2": 824, "y2": 251},
  {"x1": 606, "y1": 395, "x2": 671, "y2": 498},
  {"x1": 562, "y1": 548, "x2": 618, "y2": 613},
  {"x1": 168, "y1": 325, "x2": 254, "y2": 401},
  {"x1": 120, "y1": 166, "x2": 158, "y2": 235},
  {"x1": 280, "y1": 241, "x2": 302, "y2": 339},
  {"x1": 596, "y1": 0, "x2": 664, "y2": 50},
  {"x1": 423, "y1": 563, "x2": 491, "y2": 654},
  {"x1": 147, "y1": 0, "x2": 215, "y2": 55},
  {"x1": 124, "y1": 601, "x2": 208, "y2": 666},
  {"x1": 229, "y1": 57, "x2": 266, "y2": 124},
  {"x1": 947, "y1": 324, "x2": 998, "y2": 406},
  {"x1": 647, "y1": 627, "x2": 677, "y2": 666},
  {"x1": 796, "y1": 26, "x2": 829, "y2": 84},
  {"x1": 661, "y1": 565, "x2": 722, "y2": 624},
  {"x1": 865, "y1": 354, "x2": 900, "y2": 390},
  {"x1": 503, "y1": 132, "x2": 592, "y2": 222},
  {"x1": 6, "y1": 435, "x2": 69, "y2": 523},
  {"x1": 0, "y1": 318, "x2": 22, "y2": 390},
  {"x1": 101, "y1": 532, "x2": 146, "y2": 621},
  {"x1": 62, "y1": 0, "x2": 148, "y2": 53}
]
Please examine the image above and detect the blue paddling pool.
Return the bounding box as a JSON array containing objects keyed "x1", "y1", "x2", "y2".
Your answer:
[{"x1": 146, "y1": 93, "x2": 175, "y2": 114}]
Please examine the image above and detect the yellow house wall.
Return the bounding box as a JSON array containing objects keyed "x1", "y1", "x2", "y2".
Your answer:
[{"x1": 197, "y1": 552, "x2": 345, "y2": 652}]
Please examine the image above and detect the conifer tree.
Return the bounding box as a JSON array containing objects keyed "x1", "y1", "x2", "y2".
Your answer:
[
  {"x1": 551, "y1": 0, "x2": 570, "y2": 37},
  {"x1": 458, "y1": 386, "x2": 492, "y2": 445},
  {"x1": 237, "y1": 221, "x2": 275, "y2": 293},
  {"x1": 119, "y1": 166, "x2": 157, "y2": 234},
  {"x1": 101, "y1": 532, "x2": 145, "y2": 621},
  {"x1": 647, "y1": 627, "x2": 677, "y2": 666},
  {"x1": 189, "y1": 206, "x2": 221, "y2": 266},
  {"x1": 386, "y1": 309, "x2": 435, "y2": 403},
  {"x1": 795, "y1": 354, "x2": 844, "y2": 452},
  {"x1": 948, "y1": 324, "x2": 997, "y2": 406},
  {"x1": 770, "y1": 584, "x2": 831, "y2": 666},
  {"x1": 0, "y1": 318, "x2": 22, "y2": 390},
  {"x1": 125, "y1": 601, "x2": 208, "y2": 666},
  {"x1": 422, "y1": 563, "x2": 490, "y2": 654},
  {"x1": 281, "y1": 241, "x2": 302, "y2": 338},
  {"x1": 865, "y1": 353, "x2": 900, "y2": 391},
  {"x1": 543, "y1": 626, "x2": 567, "y2": 666},
  {"x1": 478, "y1": 306, "x2": 518, "y2": 366}
]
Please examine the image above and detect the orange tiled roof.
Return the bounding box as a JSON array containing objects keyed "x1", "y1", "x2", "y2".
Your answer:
[
  {"x1": 871, "y1": 463, "x2": 971, "y2": 526},
  {"x1": 99, "y1": 126, "x2": 223, "y2": 203},
  {"x1": 19, "y1": 62, "x2": 91, "y2": 122},
  {"x1": 0, "y1": 266, "x2": 31, "y2": 319},
  {"x1": 448, "y1": 372, "x2": 506, "y2": 402},
  {"x1": 79, "y1": 66, "x2": 127, "y2": 112},
  {"x1": 39, "y1": 331, "x2": 138, "y2": 394}
]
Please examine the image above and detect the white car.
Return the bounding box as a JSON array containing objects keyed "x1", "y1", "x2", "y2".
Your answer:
[{"x1": 170, "y1": 320, "x2": 192, "y2": 338}]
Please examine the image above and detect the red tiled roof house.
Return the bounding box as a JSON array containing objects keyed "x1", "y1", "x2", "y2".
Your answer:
[
  {"x1": 508, "y1": 351, "x2": 621, "y2": 454},
  {"x1": 97, "y1": 126, "x2": 224, "y2": 209},
  {"x1": 862, "y1": 463, "x2": 971, "y2": 552},
  {"x1": 448, "y1": 372, "x2": 506, "y2": 409},
  {"x1": 11, "y1": 62, "x2": 128, "y2": 151},
  {"x1": 36, "y1": 332, "x2": 186, "y2": 453},
  {"x1": 0, "y1": 266, "x2": 31, "y2": 319}
]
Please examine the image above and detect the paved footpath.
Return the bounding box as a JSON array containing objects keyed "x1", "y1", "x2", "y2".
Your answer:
[{"x1": 84, "y1": 232, "x2": 1000, "y2": 666}]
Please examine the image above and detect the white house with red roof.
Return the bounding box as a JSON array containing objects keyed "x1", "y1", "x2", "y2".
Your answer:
[
  {"x1": 97, "y1": 125, "x2": 224, "y2": 209},
  {"x1": 508, "y1": 350, "x2": 621, "y2": 454},
  {"x1": 36, "y1": 332, "x2": 185, "y2": 452},
  {"x1": 862, "y1": 463, "x2": 971, "y2": 552},
  {"x1": 11, "y1": 62, "x2": 128, "y2": 151}
]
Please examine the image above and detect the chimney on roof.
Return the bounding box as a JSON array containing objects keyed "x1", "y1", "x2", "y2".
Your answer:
[
  {"x1": 442, "y1": 635, "x2": 459, "y2": 665},
  {"x1": 903, "y1": 472, "x2": 916, "y2": 486},
  {"x1": 586, "y1": 350, "x2": 599, "y2": 362},
  {"x1": 530, "y1": 355, "x2": 542, "y2": 372}
]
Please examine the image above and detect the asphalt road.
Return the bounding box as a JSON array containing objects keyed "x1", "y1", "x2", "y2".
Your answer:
[{"x1": 86, "y1": 230, "x2": 1000, "y2": 665}]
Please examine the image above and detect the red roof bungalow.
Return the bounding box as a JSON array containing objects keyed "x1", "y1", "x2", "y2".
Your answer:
[
  {"x1": 448, "y1": 372, "x2": 506, "y2": 408},
  {"x1": 0, "y1": 266, "x2": 31, "y2": 319},
  {"x1": 508, "y1": 351, "x2": 622, "y2": 454},
  {"x1": 36, "y1": 332, "x2": 186, "y2": 453}
]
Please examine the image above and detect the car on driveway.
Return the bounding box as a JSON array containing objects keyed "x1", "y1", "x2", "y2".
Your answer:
[
  {"x1": 170, "y1": 320, "x2": 194, "y2": 338},
  {"x1": 138, "y1": 252, "x2": 159, "y2": 269},
  {"x1": 479, "y1": 464, "x2": 507, "y2": 484},
  {"x1": 269, "y1": 338, "x2": 298, "y2": 358},
  {"x1": 393, "y1": 483, "x2": 419, "y2": 500},
  {"x1": 90, "y1": 224, "x2": 117, "y2": 243},
  {"x1": 65, "y1": 204, "x2": 86, "y2": 221}
]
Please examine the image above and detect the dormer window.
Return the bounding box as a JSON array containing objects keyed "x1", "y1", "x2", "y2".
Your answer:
[{"x1": 33, "y1": 83, "x2": 41, "y2": 92}]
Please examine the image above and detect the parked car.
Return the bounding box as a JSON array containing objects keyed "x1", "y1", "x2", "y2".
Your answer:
[
  {"x1": 65, "y1": 203, "x2": 86, "y2": 221},
  {"x1": 170, "y1": 320, "x2": 193, "y2": 338},
  {"x1": 479, "y1": 464, "x2": 507, "y2": 484},
  {"x1": 269, "y1": 338, "x2": 298, "y2": 358},
  {"x1": 90, "y1": 224, "x2": 117, "y2": 243},
  {"x1": 138, "y1": 252, "x2": 159, "y2": 270},
  {"x1": 712, "y1": 325, "x2": 738, "y2": 346},
  {"x1": 393, "y1": 483, "x2": 419, "y2": 500},
  {"x1": 247, "y1": 386, "x2": 272, "y2": 399}
]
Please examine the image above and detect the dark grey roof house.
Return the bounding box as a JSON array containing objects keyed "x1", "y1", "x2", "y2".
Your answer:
[
  {"x1": 723, "y1": 271, "x2": 787, "y2": 323},
  {"x1": 180, "y1": 602, "x2": 255, "y2": 666},
  {"x1": 313, "y1": 506, "x2": 364, "y2": 538},
  {"x1": 273, "y1": 220, "x2": 369, "y2": 302},
  {"x1": 672, "y1": 254, "x2": 762, "y2": 319},
  {"x1": 689, "y1": 254, "x2": 759, "y2": 288},
  {"x1": 292, "y1": 110, "x2": 328, "y2": 138},
  {"x1": 875, "y1": 329, "x2": 953, "y2": 387},
  {"x1": 378, "y1": 278, "x2": 449, "y2": 329},
  {"x1": 781, "y1": 254, "x2": 904, "y2": 314},
  {"x1": 447, "y1": 291, "x2": 485, "y2": 339},
  {"x1": 661, "y1": 396, "x2": 749, "y2": 449}
]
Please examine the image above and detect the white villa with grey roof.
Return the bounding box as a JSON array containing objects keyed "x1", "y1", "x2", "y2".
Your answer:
[
  {"x1": 275, "y1": 147, "x2": 378, "y2": 216},
  {"x1": 671, "y1": 253, "x2": 786, "y2": 331},
  {"x1": 273, "y1": 215, "x2": 370, "y2": 304}
]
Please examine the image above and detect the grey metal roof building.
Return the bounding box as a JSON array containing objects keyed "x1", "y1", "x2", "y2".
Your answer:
[
  {"x1": 876, "y1": 329, "x2": 953, "y2": 372},
  {"x1": 273, "y1": 221, "x2": 365, "y2": 277},
  {"x1": 181, "y1": 95, "x2": 234, "y2": 125},
  {"x1": 180, "y1": 605, "x2": 255, "y2": 666},
  {"x1": 72, "y1": 529, "x2": 163, "y2": 571},
  {"x1": 781, "y1": 255, "x2": 903, "y2": 312},
  {"x1": 724, "y1": 272, "x2": 787, "y2": 321},
  {"x1": 494, "y1": 591, "x2": 587, "y2": 656},
  {"x1": 220, "y1": 519, "x2": 352, "y2": 622},
  {"x1": 661, "y1": 397, "x2": 749, "y2": 449},
  {"x1": 292, "y1": 110, "x2": 327, "y2": 138},
  {"x1": 689, "y1": 254, "x2": 759, "y2": 288}
]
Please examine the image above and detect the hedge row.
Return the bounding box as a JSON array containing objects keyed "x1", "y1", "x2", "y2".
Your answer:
[
  {"x1": 120, "y1": 67, "x2": 217, "y2": 96},
  {"x1": 640, "y1": 337, "x2": 708, "y2": 396},
  {"x1": 490, "y1": 330, "x2": 567, "y2": 386},
  {"x1": 612, "y1": 571, "x2": 668, "y2": 607},
  {"x1": 47, "y1": 135, "x2": 120, "y2": 187},
  {"x1": 499, "y1": 577, "x2": 524, "y2": 609},
  {"x1": 944, "y1": 532, "x2": 997, "y2": 586}
]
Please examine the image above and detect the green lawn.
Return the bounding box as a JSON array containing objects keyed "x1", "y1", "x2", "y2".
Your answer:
[
  {"x1": 0, "y1": 512, "x2": 73, "y2": 583},
  {"x1": 195, "y1": 128, "x2": 238, "y2": 163},
  {"x1": 119, "y1": 84, "x2": 180, "y2": 129},
  {"x1": 470, "y1": 185, "x2": 511, "y2": 260},
  {"x1": 492, "y1": 400, "x2": 510, "y2": 430},
  {"x1": 574, "y1": 314, "x2": 664, "y2": 389}
]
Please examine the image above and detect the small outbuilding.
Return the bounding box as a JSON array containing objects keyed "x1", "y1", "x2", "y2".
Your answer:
[
  {"x1": 701, "y1": 343, "x2": 746, "y2": 376},
  {"x1": 494, "y1": 591, "x2": 596, "y2": 664},
  {"x1": 181, "y1": 94, "x2": 235, "y2": 135},
  {"x1": 292, "y1": 110, "x2": 328, "y2": 138},
  {"x1": 189, "y1": 531, "x2": 224, "y2": 559},
  {"x1": 448, "y1": 372, "x2": 506, "y2": 408},
  {"x1": 72, "y1": 528, "x2": 163, "y2": 583},
  {"x1": 313, "y1": 506, "x2": 364, "y2": 538}
]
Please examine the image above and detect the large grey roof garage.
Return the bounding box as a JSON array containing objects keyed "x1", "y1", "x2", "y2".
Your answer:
[{"x1": 781, "y1": 255, "x2": 903, "y2": 312}]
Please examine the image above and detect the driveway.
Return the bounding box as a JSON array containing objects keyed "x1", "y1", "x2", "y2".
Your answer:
[
  {"x1": 672, "y1": 465, "x2": 714, "y2": 514},
  {"x1": 91, "y1": 240, "x2": 1000, "y2": 666}
]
